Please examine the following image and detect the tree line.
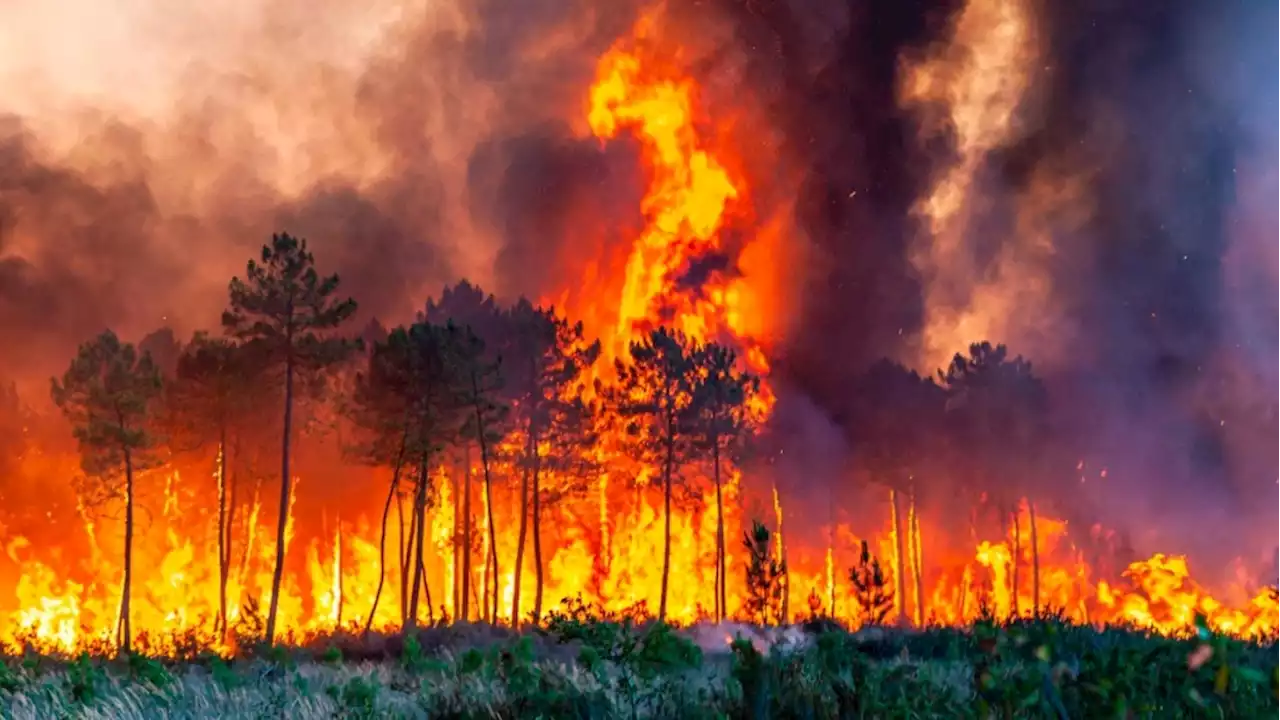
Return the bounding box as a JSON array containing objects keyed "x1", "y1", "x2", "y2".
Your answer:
[
  {"x1": 48, "y1": 232, "x2": 1058, "y2": 652},
  {"x1": 49, "y1": 234, "x2": 769, "y2": 649}
]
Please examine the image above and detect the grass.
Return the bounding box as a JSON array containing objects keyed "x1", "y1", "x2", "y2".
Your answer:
[{"x1": 0, "y1": 612, "x2": 1275, "y2": 719}]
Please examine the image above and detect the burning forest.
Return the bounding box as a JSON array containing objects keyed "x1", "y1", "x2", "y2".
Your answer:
[{"x1": 0, "y1": 0, "x2": 1275, "y2": 658}]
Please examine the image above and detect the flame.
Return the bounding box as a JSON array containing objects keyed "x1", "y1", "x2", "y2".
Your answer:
[{"x1": 0, "y1": 14, "x2": 1273, "y2": 655}]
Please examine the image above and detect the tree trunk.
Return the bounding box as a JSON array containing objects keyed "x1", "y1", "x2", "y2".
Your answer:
[
  {"x1": 216, "y1": 430, "x2": 230, "y2": 641},
  {"x1": 120, "y1": 446, "x2": 135, "y2": 653},
  {"x1": 407, "y1": 455, "x2": 429, "y2": 631},
  {"x1": 475, "y1": 397, "x2": 500, "y2": 624},
  {"x1": 1010, "y1": 503, "x2": 1021, "y2": 618},
  {"x1": 265, "y1": 353, "x2": 294, "y2": 646},
  {"x1": 659, "y1": 419, "x2": 675, "y2": 622},
  {"x1": 461, "y1": 444, "x2": 472, "y2": 621},
  {"x1": 1029, "y1": 500, "x2": 1040, "y2": 618},
  {"x1": 890, "y1": 489, "x2": 907, "y2": 624},
  {"x1": 511, "y1": 425, "x2": 534, "y2": 628},
  {"x1": 225, "y1": 437, "x2": 238, "y2": 634},
  {"x1": 398, "y1": 486, "x2": 409, "y2": 625},
  {"x1": 365, "y1": 444, "x2": 406, "y2": 634},
  {"x1": 713, "y1": 440, "x2": 726, "y2": 623},
  {"x1": 335, "y1": 525, "x2": 344, "y2": 629},
  {"x1": 910, "y1": 492, "x2": 924, "y2": 625},
  {"x1": 532, "y1": 452, "x2": 545, "y2": 621}
]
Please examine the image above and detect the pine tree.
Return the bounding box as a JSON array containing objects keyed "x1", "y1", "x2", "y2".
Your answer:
[
  {"x1": 849, "y1": 359, "x2": 945, "y2": 624},
  {"x1": 51, "y1": 330, "x2": 162, "y2": 653},
  {"x1": 452, "y1": 325, "x2": 507, "y2": 623},
  {"x1": 940, "y1": 342, "x2": 1048, "y2": 617},
  {"x1": 367, "y1": 321, "x2": 466, "y2": 630},
  {"x1": 742, "y1": 520, "x2": 787, "y2": 625},
  {"x1": 687, "y1": 343, "x2": 759, "y2": 622},
  {"x1": 222, "y1": 232, "x2": 358, "y2": 645},
  {"x1": 504, "y1": 300, "x2": 601, "y2": 625},
  {"x1": 170, "y1": 333, "x2": 258, "y2": 640},
  {"x1": 604, "y1": 327, "x2": 697, "y2": 621},
  {"x1": 423, "y1": 281, "x2": 501, "y2": 620},
  {"x1": 850, "y1": 540, "x2": 894, "y2": 625}
]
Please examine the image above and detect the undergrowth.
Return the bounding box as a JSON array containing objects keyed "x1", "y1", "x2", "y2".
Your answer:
[{"x1": 0, "y1": 606, "x2": 1275, "y2": 719}]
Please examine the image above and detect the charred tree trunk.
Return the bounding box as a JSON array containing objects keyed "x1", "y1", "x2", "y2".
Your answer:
[
  {"x1": 532, "y1": 453, "x2": 545, "y2": 621},
  {"x1": 450, "y1": 453, "x2": 460, "y2": 616},
  {"x1": 335, "y1": 525, "x2": 344, "y2": 629},
  {"x1": 1010, "y1": 503, "x2": 1021, "y2": 618},
  {"x1": 406, "y1": 455, "x2": 430, "y2": 631},
  {"x1": 120, "y1": 444, "x2": 135, "y2": 653},
  {"x1": 216, "y1": 430, "x2": 230, "y2": 640},
  {"x1": 465, "y1": 440, "x2": 476, "y2": 620},
  {"x1": 511, "y1": 426, "x2": 534, "y2": 628},
  {"x1": 713, "y1": 440, "x2": 726, "y2": 623},
  {"x1": 224, "y1": 437, "x2": 239, "y2": 635},
  {"x1": 365, "y1": 441, "x2": 406, "y2": 634},
  {"x1": 265, "y1": 345, "x2": 294, "y2": 646},
  {"x1": 471, "y1": 382, "x2": 501, "y2": 624},
  {"x1": 1029, "y1": 500, "x2": 1041, "y2": 617},
  {"x1": 398, "y1": 486, "x2": 409, "y2": 625},
  {"x1": 659, "y1": 406, "x2": 675, "y2": 622}
]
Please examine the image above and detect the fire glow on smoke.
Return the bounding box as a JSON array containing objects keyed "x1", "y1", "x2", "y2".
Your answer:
[{"x1": 0, "y1": 7, "x2": 1276, "y2": 655}]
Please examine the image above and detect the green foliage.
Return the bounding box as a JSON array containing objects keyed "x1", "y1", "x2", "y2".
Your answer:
[
  {"x1": 50, "y1": 329, "x2": 163, "y2": 483},
  {"x1": 605, "y1": 327, "x2": 699, "y2": 469},
  {"x1": 221, "y1": 232, "x2": 360, "y2": 374},
  {"x1": 65, "y1": 652, "x2": 106, "y2": 705},
  {"x1": 742, "y1": 520, "x2": 787, "y2": 626},
  {"x1": 325, "y1": 674, "x2": 379, "y2": 718},
  {"x1": 543, "y1": 596, "x2": 702, "y2": 680},
  {"x1": 320, "y1": 643, "x2": 342, "y2": 665},
  {"x1": 0, "y1": 621, "x2": 1274, "y2": 718},
  {"x1": 850, "y1": 539, "x2": 895, "y2": 625}
]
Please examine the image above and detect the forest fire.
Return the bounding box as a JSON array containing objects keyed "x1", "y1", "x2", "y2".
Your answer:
[{"x1": 0, "y1": 6, "x2": 1275, "y2": 659}]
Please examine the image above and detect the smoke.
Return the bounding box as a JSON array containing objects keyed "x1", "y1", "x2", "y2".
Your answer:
[
  {"x1": 0, "y1": 0, "x2": 1274, "y2": 576},
  {"x1": 0, "y1": 0, "x2": 643, "y2": 381}
]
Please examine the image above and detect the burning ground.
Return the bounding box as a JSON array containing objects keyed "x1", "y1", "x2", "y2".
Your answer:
[{"x1": 0, "y1": 0, "x2": 1275, "y2": 653}]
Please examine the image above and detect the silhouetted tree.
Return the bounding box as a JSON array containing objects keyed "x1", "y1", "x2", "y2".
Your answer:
[
  {"x1": 742, "y1": 520, "x2": 787, "y2": 625},
  {"x1": 687, "y1": 343, "x2": 759, "y2": 622},
  {"x1": 139, "y1": 327, "x2": 182, "y2": 379},
  {"x1": 423, "y1": 281, "x2": 502, "y2": 620},
  {"x1": 504, "y1": 300, "x2": 601, "y2": 625},
  {"x1": 850, "y1": 539, "x2": 894, "y2": 625},
  {"x1": 222, "y1": 232, "x2": 359, "y2": 644},
  {"x1": 452, "y1": 325, "x2": 507, "y2": 623},
  {"x1": 360, "y1": 321, "x2": 465, "y2": 630},
  {"x1": 604, "y1": 327, "x2": 698, "y2": 621},
  {"x1": 940, "y1": 342, "x2": 1049, "y2": 616},
  {"x1": 51, "y1": 330, "x2": 162, "y2": 653},
  {"x1": 170, "y1": 333, "x2": 259, "y2": 639}
]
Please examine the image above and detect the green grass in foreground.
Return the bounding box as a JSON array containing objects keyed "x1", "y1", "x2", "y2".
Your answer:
[{"x1": 0, "y1": 612, "x2": 1276, "y2": 719}]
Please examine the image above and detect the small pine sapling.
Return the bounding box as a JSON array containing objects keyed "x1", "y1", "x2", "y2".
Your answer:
[{"x1": 850, "y1": 540, "x2": 895, "y2": 625}]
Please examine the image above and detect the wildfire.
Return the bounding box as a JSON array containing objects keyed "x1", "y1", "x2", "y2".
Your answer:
[{"x1": 0, "y1": 14, "x2": 1274, "y2": 657}]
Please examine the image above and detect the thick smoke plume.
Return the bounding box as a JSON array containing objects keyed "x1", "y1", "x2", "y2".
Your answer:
[{"x1": 0, "y1": 0, "x2": 1275, "y2": 577}]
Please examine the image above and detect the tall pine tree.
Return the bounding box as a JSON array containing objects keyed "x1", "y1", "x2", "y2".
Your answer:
[
  {"x1": 51, "y1": 330, "x2": 162, "y2": 653},
  {"x1": 604, "y1": 327, "x2": 697, "y2": 622},
  {"x1": 222, "y1": 233, "x2": 358, "y2": 644},
  {"x1": 687, "y1": 343, "x2": 758, "y2": 622},
  {"x1": 170, "y1": 333, "x2": 259, "y2": 640},
  {"x1": 505, "y1": 300, "x2": 601, "y2": 624}
]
